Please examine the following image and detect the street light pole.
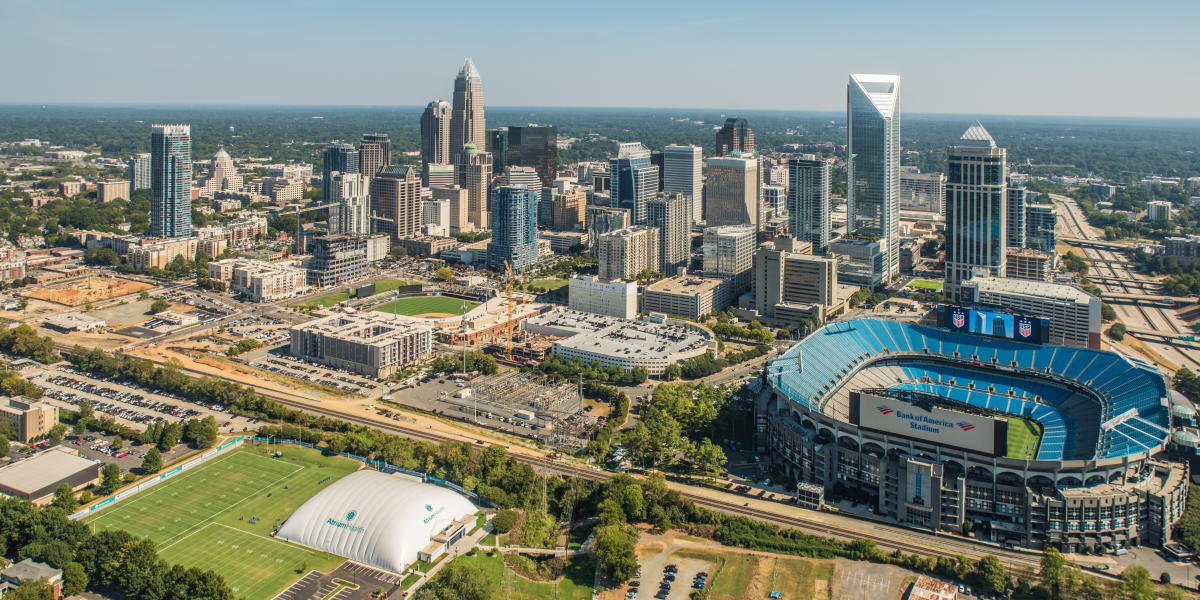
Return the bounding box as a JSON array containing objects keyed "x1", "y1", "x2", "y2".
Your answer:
[{"x1": 461, "y1": 301, "x2": 475, "y2": 423}]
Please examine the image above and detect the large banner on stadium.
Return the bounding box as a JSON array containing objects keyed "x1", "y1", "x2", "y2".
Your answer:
[
  {"x1": 938, "y1": 305, "x2": 1049, "y2": 344},
  {"x1": 850, "y1": 392, "x2": 1007, "y2": 456}
]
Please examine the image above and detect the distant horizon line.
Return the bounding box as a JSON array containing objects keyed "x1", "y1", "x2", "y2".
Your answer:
[{"x1": 0, "y1": 102, "x2": 1196, "y2": 123}]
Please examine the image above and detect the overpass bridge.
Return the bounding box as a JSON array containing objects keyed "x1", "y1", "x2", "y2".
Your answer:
[
  {"x1": 1087, "y1": 276, "x2": 1162, "y2": 290},
  {"x1": 1099, "y1": 292, "x2": 1197, "y2": 304},
  {"x1": 1061, "y1": 237, "x2": 1135, "y2": 251},
  {"x1": 1123, "y1": 326, "x2": 1200, "y2": 346}
]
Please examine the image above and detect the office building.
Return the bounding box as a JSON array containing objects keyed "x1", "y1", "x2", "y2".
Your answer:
[
  {"x1": 486, "y1": 186, "x2": 538, "y2": 273},
  {"x1": 486, "y1": 127, "x2": 509, "y2": 174},
  {"x1": 829, "y1": 237, "x2": 887, "y2": 288},
  {"x1": 650, "y1": 151, "x2": 665, "y2": 191},
  {"x1": 421, "y1": 199, "x2": 451, "y2": 236},
  {"x1": 762, "y1": 185, "x2": 785, "y2": 220},
  {"x1": 585, "y1": 205, "x2": 630, "y2": 247},
  {"x1": 504, "y1": 165, "x2": 542, "y2": 190},
  {"x1": 959, "y1": 276, "x2": 1101, "y2": 349},
  {"x1": 663, "y1": 144, "x2": 703, "y2": 222},
  {"x1": 97, "y1": 180, "x2": 130, "y2": 203},
  {"x1": 701, "y1": 225, "x2": 756, "y2": 293},
  {"x1": 1025, "y1": 203, "x2": 1058, "y2": 252},
  {"x1": 127, "y1": 152, "x2": 151, "y2": 191},
  {"x1": 568, "y1": 275, "x2": 637, "y2": 319},
  {"x1": 450, "y1": 59, "x2": 486, "y2": 164},
  {"x1": 328, "y1": 172, "x2": 371, "y2": 235},
  {"x1": 787, "y1": 155, "x2": 832, "y2": 254},
  {"x1": 424, "y1": 163, "x2": 456, "y2": 189},
  {"x1": 291, "y1": 312, "x2": 433, "y2": 378},
  {"x1": 433, "y1": 185, "x2": 469, "y2": 234},
  {"x1": 149, "y1": 124, "x2": 192, "y2": 238},
  {"x1": 1148, "y1": 200, "x2": 1172, "y2": 221},
  {"x1": 1005, "y1": 247, "x2": 1056, "y2": 282},
  {"x1": 900, "y1": 170, "x2": 946, "y2": 214},
  {"x1": 944, "y1": 121, "x2": 1008, "y2": 300},
  {"x1": 597, "y1": 226, "x2": 659, "y2": 280},
  {"x1": 847, "y1": 73, "x2": 901, "y2": 280},
  {"x1": 457, "y1": 143, "x2": 492, "y2": 231},
  {"x1": 505, "y1": 124, "x2": 557, "y2": 186},
  {"x1": 1006, "y1": 186, "x2": 1027, "y2": 249},
  {"x1": 646, "y1": 192, "x2": 691, "y2": 276},
  {"x1": 751, "y1": 236, "x2": 838, "y2": 327},
  {"x1": 307, "y1": 234, "x2": 367, "y2": 287},
  {"x1": 197, "y1": 147, "x2": 242, "y2": 196},
  {"x1": 420, "y1": 100, "x2": 452, "y2": 173},
  {"x1": 642, "y1": 275, "x2": 732, "y2": 320},
  {"x1": 0, "y1": 397, "x2": 58, "y2": 443},
  {"x1": 370, "y1": 165, "x2": 422, "y2": 241},
  {"x1": 715, "y1": 117, "x2": 754, "y2": 156},
  {"x1": 552, "y1": 186, "x2": 587, "y2": 230},
  {"x1": 358, "y1": 133, "x2": 390, "y2": 177},
  {"x1": 261, "y1": 177, "x2": 304, "y2": 203},
  {"x1": 610, "y1": 142, "x2": 658, "y2": 225},
  {"x1": 704, "y1": 155, "x2": 761, "y2": 230},
  {"x1": 322, "y1": 143, "x2": 359, "y2": 204}
]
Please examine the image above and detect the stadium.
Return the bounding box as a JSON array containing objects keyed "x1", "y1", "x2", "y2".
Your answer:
[{"x1": 764, "y1": 311, "x2": 1191, "y2": 552}]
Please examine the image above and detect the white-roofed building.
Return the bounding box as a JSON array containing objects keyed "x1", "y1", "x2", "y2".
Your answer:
[{"x1": 276, "y1": 471, "x2": 476, "y2": 573}]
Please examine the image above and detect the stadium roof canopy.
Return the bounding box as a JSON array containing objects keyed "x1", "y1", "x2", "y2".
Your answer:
[{"x1": 276, "y1": 471, "x2": 475, "y2": 572}]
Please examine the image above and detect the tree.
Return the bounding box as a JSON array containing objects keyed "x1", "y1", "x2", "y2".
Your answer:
[
  {"x1": 112, "y1": 435, "x2": 123, "y2": 450},
  {"x1": 149, "y1": 298, "x2": 169, "y2": 314},
  {"x1": 592, "y1": 524, "x2": 639, "y2": 583},
  {"x1": 157, "y1": 422, "x2": 182, "y2": 451},
  {"x1": 492, "y1": 509, "x2": 518, "y2": 533},
  {"x1": 142, "y1": 447, "x2": 163, "y2": 474},
  {"x1": 186, "y1": 416, "x2": 219, "y2": 448},
  {"x1": 1120, "y1": 565, "x2": 1155, "y2": 600},
  {"x1": 61, "y1": 561, "x2": 88, "y2": 597},
  {"x1": 47, "y1": 423, "x2": 66, "y2": 446},
  {"x1": 1108, "y1": 322, "x2": 1127, "y2": 341},
  {"x1": 1160, "y1": 571, "x2": 1171, "y2": 584},
  {"x1": 4, "y1": 579, "x2": 54, "y2": 600},
  {"x1": 50, "y1": 482, "x2": 78, "y2": 512},
  {"x1": 663, "y1": 363, "x2": 681, "y2": 380},
  {"x1": 99, "y1": 463, "x2": 121, "y2": 495},
  {"x1": 435, "y1": 267, "x2": 454, "y2": 282},
  {"x1": 0, "y1": 434, "x2": 9, "y2": 455},
  {"x1": 972, "y1": 555, "x2": 1008, "y2": 596},
  {"x1": 416, "y1": 561, "x2": 496, "y2": 600},
  {"x1": 83, "y1": 246, "x2": 120, "y2": 266}
]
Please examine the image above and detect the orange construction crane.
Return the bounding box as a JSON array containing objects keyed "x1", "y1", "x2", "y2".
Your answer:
[{"x1": 504, "y1": 260, "x2": 515, "y2": 361}]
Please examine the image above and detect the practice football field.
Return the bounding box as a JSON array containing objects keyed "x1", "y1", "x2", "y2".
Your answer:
[
  {"x1": 85, "y1": 443, "x2": 361, "y2": 599},
  {"x1": 373, "y1": 294, "x2": 479, "y2": 317}
]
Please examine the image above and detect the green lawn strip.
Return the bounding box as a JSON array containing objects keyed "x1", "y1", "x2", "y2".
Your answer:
[
  {"x1": 907, "y1": 279, "x2": 943, "y2": 291},
  {"x1": 401, "y1": 573, "x2": 420, "y2": 590},
  {"x1": 529, "y1": 278, "x2": 568, "y2": 291},
  {"x1": 373, "y1": 295, "x2": 479, "y2": 317},
  {"x1": 372, "y1": 278, "x2": 410, "y2": 294}
]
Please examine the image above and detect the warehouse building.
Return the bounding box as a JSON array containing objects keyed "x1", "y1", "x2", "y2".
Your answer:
[{"x1": 0, "y1": 446, "x2": 101, "y2": 504}]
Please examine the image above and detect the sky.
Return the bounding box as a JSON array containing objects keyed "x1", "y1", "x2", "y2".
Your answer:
[{"x1": 1, "y1": 0, "x2": 1198, "y2": 118}]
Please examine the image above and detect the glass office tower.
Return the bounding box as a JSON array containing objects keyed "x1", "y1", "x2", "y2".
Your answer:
[
  {"x1": 944, "y1": 121, "x2": 1008, "y2": 300},
  {"x1": 847, "y1": 73, "x2": 901, "y2": 281}
]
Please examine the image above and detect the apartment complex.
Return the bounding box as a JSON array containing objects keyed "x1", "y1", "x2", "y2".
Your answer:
[
  {"x1": 97, "y1": 180, "x2": 130, "y2": 203},
  {"x1": 290, "y1": 313, "x2": 433, "y2": 378},
  {"x1": 307, "y1": 234, "x2": 367, "y2": 287},
  {"x1": 597, "y1": 226, "x2": 659, "y2": 280},
  {"x1": 700, "y1": 225, "x2": 756, "y2": 294},
  {"x1": 207, "y1": 258, "x2": 308, "y2": 302},
  {"x1": 0, "y1": 398, "x2": 58, "y2": 443}
]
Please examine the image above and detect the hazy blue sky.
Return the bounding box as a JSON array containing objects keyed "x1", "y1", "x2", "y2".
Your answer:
[{"x1": 2, "y1": 0, "x2": 1197, "y2": 117}]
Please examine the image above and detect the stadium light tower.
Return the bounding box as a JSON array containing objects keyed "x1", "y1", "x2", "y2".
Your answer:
[{"x1": 460, "y1": 300, "x2": 475, "y2": 423}]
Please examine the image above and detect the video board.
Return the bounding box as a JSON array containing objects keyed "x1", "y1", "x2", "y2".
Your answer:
[{"x1": 937, "y1": 305, "x2": 1049, "y2": 344}]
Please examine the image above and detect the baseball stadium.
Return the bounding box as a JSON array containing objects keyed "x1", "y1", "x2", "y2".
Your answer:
[{"x1": 764, "y1": 310, "x2": 1192, "y2": 552}]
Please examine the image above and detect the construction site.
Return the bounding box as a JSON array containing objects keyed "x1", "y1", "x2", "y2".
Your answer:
[
  {"x1": 25, "y1": 275, "x2": 153, "y2": 306},
  {"x1": 442, "y1": 371, "x2": 593, "y2": 450}
]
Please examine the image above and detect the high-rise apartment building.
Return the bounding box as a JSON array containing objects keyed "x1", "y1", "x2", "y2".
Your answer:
[
  {"x1": 847, "y1": 73, "x2": 901, "y2": 280},
  {"x1": 552, "y1": 186, "x2": 587, "y2": 231},
  {"x1": 97, "y1": 180, "x2": 130, "y2": 203},
  {"x1": 704, "y1": 155, "x2": 761, "y2": 230},
  {"x1": 1025, "y1": 203, "x2": 1058, "y2": 252},
  {"x1": 420, "y1": 100, "x2": 452, "y2": 175},
  {"x1": 127, "y1": 152, "x2": 151, "y2": 191},
  {"x1": 762, "y1": 185, "x2": 785, "y2": 221},
  {"x1": 787, "y1": 155, "x2": 832, "y2": 254},
  {"x1": 610, "y1": 143, "x2": 658, "y2": 225},
  {"x1": 646, "y1": 192, "x2": 692, "y2": 276},
  {"x1": 715, "y1": 118, "x2": 754, "y2": 156},
  {"x1": 328, "y1": 172, "x2": 371, "y2": 235},
  {"x1": 322, "y1": 143, "x2": 359, "y2": 203},
  {"x1": 1006, "y1": 186, "x2": 1027, "y2": 249},
  {"x1": 585, "y1": 206, "x2": 630, "y2": 247},
  {"x1": 597, "y1": 226, "x2": 659, "y2": 280},
  {"x1": 358, "y1": 134, "x2": 390, "y2": 177},
  {"x1": 1148, "y1": 200, "x2": 1173, "y2": 221},
  {"x1": 457, "y1": 144, "x2": 492, "y2": 231},
  {"x1": 450, "y1": 59, "x2": 486, "y2": 164},
  {"x1": 433, "y1": 185, "x2": 470, "y2": 234},
  {"x1": 701, "y1": 225, "x2": 756, "y2": 293},
  {"x1": 663, "y1": 145, "x2": 703, "y2": 222},
  {"x1": 149, "y1": 124, "x2": 192, "y2": 239},
  {"x1": 370, "y1": 166, "x2": 422, "y2": 241},
  {"x1": 506, "y1": 125, "x2": 558, "y2": 187},
  {"x1": 944, "y1": 122, "x2": 1007, "y2": 300},
  {"x1": 900, "y1": 170, "x2": 946, "y2": 214},
  {"x1": 504, "y1": 165, "x2": 542, "y2": 190},
  {"x1": 486, "y1": 186, "x2": 538, "y2": 273}
]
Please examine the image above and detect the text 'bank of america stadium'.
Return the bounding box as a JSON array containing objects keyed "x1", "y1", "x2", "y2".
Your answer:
[{"x1": 763, "y1": 315, "x2": 1196, "y2": 553}]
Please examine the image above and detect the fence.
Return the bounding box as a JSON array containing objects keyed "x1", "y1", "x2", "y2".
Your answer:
[{"x1": 69, "y1": 436, "x2": 246, "y2": 521}]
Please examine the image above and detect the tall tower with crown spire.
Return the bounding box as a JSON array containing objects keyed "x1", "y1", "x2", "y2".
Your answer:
[{"x1": 450, "y1": 59, "x2": 485, "y2": 165}]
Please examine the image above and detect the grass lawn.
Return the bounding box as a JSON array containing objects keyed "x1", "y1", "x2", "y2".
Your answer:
[
  {"x1": 529, "y1": 278, "x2": 568, "y2": 291},
  {"x1": 85, "y1": 444, "x2": 360, "y2": 599},
  {"x1": 567, "y1": 522, "x2": 595, "y2": 550},
  {"x1": 294, "y1": 291, "x2": 350, "y2": 309},
  {"x1": 768, "y1": 558, "x2": 833, "y2": 599},
  {"x1": 452, "y1": 551, "x2": 593, "y2": 600},
  {"x1": 1006, "y1": 417, "x2": 1043, "y2": 459},
  {"x1": 374, "y1": 295, "x2": 479, "y2": 317},
  {"x1": 907, "y1": 279, "x2": 943, "y2": 291},
  {"x1": 672, "y1": 547, "x2": 833, "y2": 600},
  {"x1": 373, "y1": 278, "x2": 415, "y2": 294}
]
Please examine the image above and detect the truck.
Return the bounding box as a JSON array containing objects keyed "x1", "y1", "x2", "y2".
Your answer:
[
  {"x1": 454, "y1": 388, "x2": 472, "y2": 399},
  {"x1": 513, "y1": 410, "x2": 535, "y2": 422}
]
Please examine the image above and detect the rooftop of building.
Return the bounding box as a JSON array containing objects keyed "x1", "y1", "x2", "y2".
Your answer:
[
  {"x1": 1, "y1": 559, "x2": 61, "y2": 582},
  {"x1": 0, "y1": 446, "x2": 99, "y2": 495},
  {"x1": 644, "y1": 275, "x2": 727, "y2": 296},
  {"x1": 525, "y1": 308, "x2": 711, "y2": 359},
  {"x1": 294, "y1": 312, "x2": 433, "y2": 348},
  {"x1": 1005, "y1": 247, "x2": 1055, "y2": 259},
  {"x1": 962, "y1": 276, "x2": 1095, "y2": 303},
  {"x1": 43, "y1": 312, "x2": 104, "y2": 329}
]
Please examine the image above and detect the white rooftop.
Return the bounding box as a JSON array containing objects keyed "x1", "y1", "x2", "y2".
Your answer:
[
  {"x1": 0, "y1": 447, "x2": 99, "y2": 495},
  {"x1": 963, "y1": 276, "x2": 1096, "y2": 304},
  {"x1": 850, "y1": 73, "x2": 900, "y2": 119},
  {"x1": 956, "y1": 120, "x2": 998, "y2": 149}
]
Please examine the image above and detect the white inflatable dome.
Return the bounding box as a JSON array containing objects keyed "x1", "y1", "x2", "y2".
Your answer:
[{"x1": 276, "y1": 470, "x2": 475, "y2": 572}]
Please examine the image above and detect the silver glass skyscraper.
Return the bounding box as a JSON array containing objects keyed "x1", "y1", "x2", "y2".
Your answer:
[
  {"x1": 663, "y1": 145, "x2": 703, "y2": 223},
  {"x1": 149, "y1": 124, "x2": 192, "y2": 238},
  {"x1": 787, "y1": 155, "x2": 832, "y2": 254},
  {"x1": 420, "y1": 100, "x2": 452, "y2": 178},
  {"x1": 847, "y1": 73, "x2": 901, "y2": 280},
  {"x1": 450, "y1": 59, "x2": 486, "y2": 165},
  {"x1": 944, "y1": 121, "x2": 1008, "y2": 300},
  {"x1": 322, "y1": 143, "x2": 359, "y2": 204},
  {"x1": 609, "y1": 143, "x2": 658, "y2": 225}
]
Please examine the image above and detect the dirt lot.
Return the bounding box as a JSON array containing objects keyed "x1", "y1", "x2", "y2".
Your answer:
[{"x1": 26, "y1": 276, "x2": 152, "y2": 306}]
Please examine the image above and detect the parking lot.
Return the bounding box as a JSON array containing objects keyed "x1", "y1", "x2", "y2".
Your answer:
[{"x1": 247, "y1": 353, "x2": 384, "y2": 396}]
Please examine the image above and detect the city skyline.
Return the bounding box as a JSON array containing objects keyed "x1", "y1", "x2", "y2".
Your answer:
[{"x1": 1, "y1": 1, "x2": 1197, "y2": 118}]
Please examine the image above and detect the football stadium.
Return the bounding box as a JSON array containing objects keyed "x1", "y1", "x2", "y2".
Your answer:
[{"x1": 764, "y1": 310, "x2": 1191, "y2": 552}]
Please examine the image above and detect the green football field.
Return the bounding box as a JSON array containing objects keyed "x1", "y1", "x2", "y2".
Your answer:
[
  {"x1": 1006, "y1": 417, "x2": 1043, "y2": 459},
  {"x1": 84, "y1": 444, "x2": 361, "y2": 599},
  {"x1": 374, "y1": 294, "x2": 479, "y2": 317}
]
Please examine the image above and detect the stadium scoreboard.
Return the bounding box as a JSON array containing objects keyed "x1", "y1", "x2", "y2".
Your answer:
[
  {"x1": 850, "y1": 392, "x2": 1008, "y2": 456},
  {"x1": 936, "y1": 305, "x2": 1049, "y2": 344}
]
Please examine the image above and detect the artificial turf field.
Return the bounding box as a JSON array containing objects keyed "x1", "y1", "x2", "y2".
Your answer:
[
  {"x1": 373, "y1": 294, "x2": 479, "y2": 317},
  {"x1": 84, "y1": 444, "x2": 361, "y2": 599},
  {"x1": 1006, "y1": 417, "x2": 1043, "y2": 459}
]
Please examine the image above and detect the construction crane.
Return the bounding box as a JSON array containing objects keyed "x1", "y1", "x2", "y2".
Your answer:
[{"x1": 504, "y1": 260, "x2": 515, "y2": 361}]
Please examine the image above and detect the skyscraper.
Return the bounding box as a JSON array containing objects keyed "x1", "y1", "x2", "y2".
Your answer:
[
  {"x1": 486, "y1": 186, "x2": 538, "y2": 273},
  {"x1": 787, "y1": 155, "x2": 832, "y2": 254},
  {"x1": 701, "y1": 225, "x2": 756, "y2": 294},
  {"x1": 450, "y1": 59, "x2": 485, "y2": 164},
  {"x1": 503, "y1": 125, "x2": 558, "y2": 187},
  {"x1": 149, "y1": 124, "x2": 192, "y2": 239},
  {"x1": 127, "y1": 153, "x2": 151, "y2": 191},
  {"x1": 944, "y1": 121, "x2": 1008, "y2": 300},
  {"x1": 420, "y1": 100, "x2": 452, "y2": 171},
  {"x1": 609, "y1": 142, "x2": 658, "y2": 225},
  {"x1": 1025, "y1": 203, "x2": 1058, "y2": 252},
  {"x1": 322, "y1": 143, "x2": 359, "y2": 203},
  {"x1": 647, "y1": 193, "x2": 691, "y2": 276},
  {"x1": 704, "y1": 155, "x2": 761, "y2": 230},
  {"x1": 597, "y1": 226, "x2": 659, "y2": 280},
  {"x1": 358, "y1": 133, "x2": 390, "y2": 177},
  {"x1": 486, "y1": 127, "x2": 509, "y2": 174},
  {"x1": 715, "y1": 118, "x2": 754, "y2": 156},
  {"x1": 663, "y1": 145, "x2": 703, "y2": 222},
  {"x1": 370, "y1": 166, "x2": 422, "y2": 241},
  {"x1": 847, "y1": 73, "x2": 901, "y2": 280},
  {"x1": 457, "y1": 143, "x2": 492, "y2": 231},
  {"x1": 329, "y1": 172, "x2": 371, "y2": 235},
  {"x1": 1006, "y1": 186, "x2": 1027, "y2": 249}
]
